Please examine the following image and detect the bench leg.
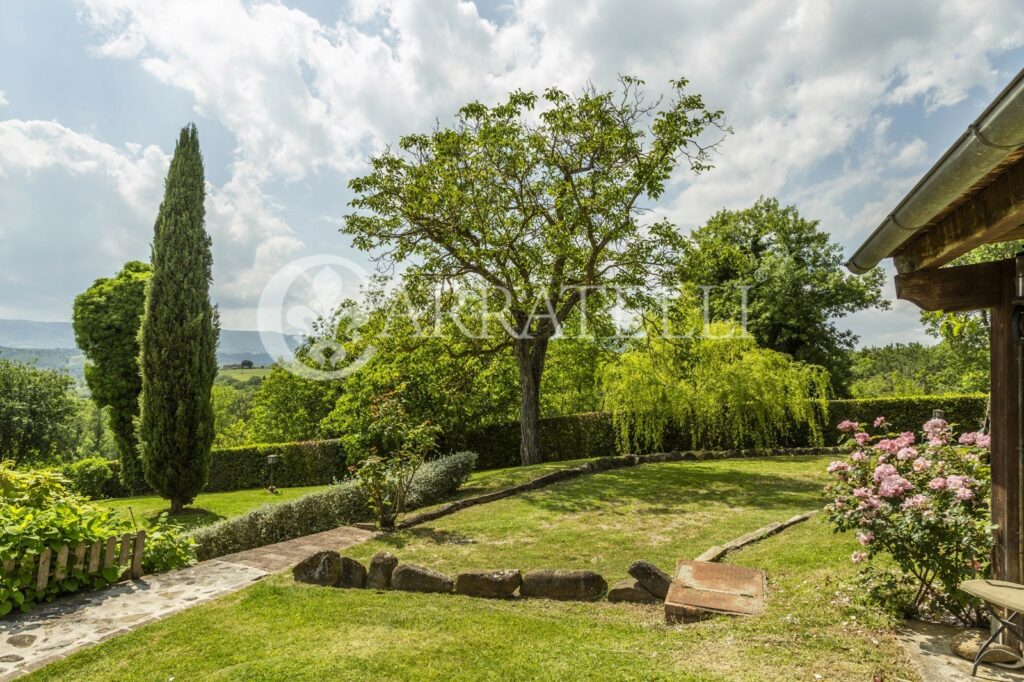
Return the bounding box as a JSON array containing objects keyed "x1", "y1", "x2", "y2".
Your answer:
[{"x1": 973, "y1": 619, "x2": 1007, "y2": 676}]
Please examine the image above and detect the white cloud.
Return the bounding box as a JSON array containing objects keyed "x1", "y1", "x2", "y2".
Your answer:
[
  {"x1": 9, "y1": 0, "x2": 1024, "y2": 339},
  {"x1": 0, "y1": 91, "x2": 8, "y2": 108}
]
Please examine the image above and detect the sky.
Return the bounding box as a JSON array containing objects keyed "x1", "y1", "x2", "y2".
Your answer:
[{"x1": 0, "y1": 0, "x2": 1022, "y2": 346}]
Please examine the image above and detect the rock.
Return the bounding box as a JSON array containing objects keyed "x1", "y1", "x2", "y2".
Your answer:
[
  {"x1": 454, "y1": 570, "x2": 522, "y2": 598},
  {"x1": 292, "y1": 550, "x2": 342, "y2": 587},
  {"x1": 391, "y1": 564, "x2": 454, "y2": 594},
  {"x1": 337, "y1": 557, "x2": 368, "y2": 588},
  {"x1": 628, "y1": 560, "x2": 672, "y2": 600},
  {"x1": 951, "y1": 629, "x2": 1019, "y2": 664},
  {"x1": 6, "y1": 634, "x2": 36, "y2": 648},
  {"x1": 0, "y1": 654, "x2": 24, "y2": 662},
  {"x1": 520, "y1": 570, "x2": 607, "y2": 601},
  {"x1": 607, "y1": 578, "x2": 660, "y2": 604},
  {"x1": 368, "y1": 551, "x2": 399, "y2": 590}
]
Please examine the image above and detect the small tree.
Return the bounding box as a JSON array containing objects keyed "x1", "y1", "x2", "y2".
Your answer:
[
  {"x1": 73, "y1": 261, "x2": 152, "y2": 492},
  {"x1": 0, "y1": 360, "x2": 78, "y2": 465},
  {"x1": 349, "y1": 391, "x2": 441, "y2": 529},
  {"x1": 345, "y1": 77, "x2": 724, "y2": 465},
  {"x1": 138, "y1": 124, "x2": 219, "y2": 513}
]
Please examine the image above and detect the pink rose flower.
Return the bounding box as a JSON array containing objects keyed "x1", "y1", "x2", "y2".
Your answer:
[
  {"x1": 928, "y1": 477, "x2": 947, "y2": 491},
  {"x1": 873, "y1": 463, "x2": 897, "y2": 484},
  {"x1": 976, "y1": 434, "x2": 991, "y2": 449},
  {"x1": 837, "y1": 420, "x2": 859, "y2": 433},
  {"x1": 827, "y1": 461, "x2": 850, "y2": 475},
  {"x1": 901, "y1": 494, "x2": 930, "y2": 510},
  {"x1": 875, "y1": 439, "x2": 899, "y2": 455},
  {"x1": 857, "y1": 531, "x2": 875, "y2": 546},
  {"x1": 851, "y1": 551, "x2": 868, "y2": 564},
  {"x1": 956, "y1": 487, "x2": 975, "y2": 501},
  {"x1": 896, "y1": 447, "x2": 918, "y2": 461},
  {"x1": 912, "y1": 457, "x2": 931, "y2": 473},
  {"x1": 850, "y1": 451, "x2": 867, "y2": 463},
  {"x1": 854, "y1": 432, "x2": 870, "y2": 446},
  {"x1": 874, "y1": 416, "x2": 887, "y2": 428},
  {"x1": 895, "y1": 432, "x2": 916, "y2": 448},
  {"x1": 878, "y1": 475, "x2": 913, "y2": 498},
  {"x1": 852, "y1": 487, "x2": 872, "y2": 499},
  {"x1": 923, "y1": 418, "x2": 949, "y2": 444},
  {"x1": 958, "y1": 432, "x2": 977, "y2": 446}
]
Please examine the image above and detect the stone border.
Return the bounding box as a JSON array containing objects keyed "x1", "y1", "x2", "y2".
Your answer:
[
  {"x1": 694, "y1": 511, "x2": 819, "y2": 563},
  {"x1": 398, "y1": 447, "x2": 839, "y2": 529}
]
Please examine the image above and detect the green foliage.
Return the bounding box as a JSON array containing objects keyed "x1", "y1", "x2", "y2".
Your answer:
[
  {"x1": 140, "y1": 514, "x2": 196, "y2": 573},
  {"x1": 0, "y1": 359, "x2": 78, "y2": 465},
  {"x1": 825, "y1": 420, "x2": 992, "y2": 624},
  {"x1": 828, "y1": 394, "x2": 988, "y2": 437},
  {"x1": 62, "y1": 457, "x2": 115, "y2": 499},
  {"x1": 602, "y1": 305, "x2": 830, "y2": 453},
  {"x1": 211, "y1": 380, "x2": 257, "y2": 447},
  {"x1": 138, "y1": 124, "x2": 220, "y2": 513},
  {"x1": 847, "y1": 342, "x2": 991, "y2": 397},
  {"x1": 191, "y1": 451, "x2": 476, "y2": 560},
  {"x1": 348, "y1": 392, "x2": 442, "y2": 528},
  {"x1": 679, "y1": 197, "x2": 887, "y2": 395},
  {"x1": 0, "y1": 464, "x2": 129, "y2": 616},
  {"x1": 344, "y1": 77, "x2": 724, "y2": 465},
  {"x1": 247, "y1": 364, "x2": 340, "y2": 444},
  {"x1": 205, "y1": 439, "x2": 348, "y2": 493},
  {"x1": 73, "y1": 261, "x2": 152, "y2": 493}
]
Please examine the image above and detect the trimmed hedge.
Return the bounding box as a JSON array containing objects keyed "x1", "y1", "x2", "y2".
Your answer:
[
  {"x1": 191, "y1": 451, "x2": 477, "y2": 560},
  {"x1": 204, "y1": 439, "x2": 347, "y2": 493},
  {"x1": 449, "y1": 394, "x2": 989, "y2": 470}
]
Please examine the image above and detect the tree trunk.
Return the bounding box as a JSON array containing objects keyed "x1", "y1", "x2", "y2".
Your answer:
[
  {"x1": 515, "y1": 337, "x2": 549, "y2": 466},
  {"x1": 170, "y1": 499, "x2": 184, "y2": 514}
]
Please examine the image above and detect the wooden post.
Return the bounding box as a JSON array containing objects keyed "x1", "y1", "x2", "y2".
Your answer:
[
  {"x1": 54, "y1": 545, "x2": 69, "y2": 582},
  {"x1": 35, "y1": 549, "x2": 51, "y2": 592},
  {"x1": 990, "y1": 282, "x2": 1020, "y2": 586},
  {"x1": 131, "y1": 531, "x2": 146, "y2": 579}
]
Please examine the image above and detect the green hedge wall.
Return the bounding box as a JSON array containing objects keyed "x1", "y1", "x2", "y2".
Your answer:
[
  {"x1": 451, "y1": 394, "x2": 989, "y2": 470},
  {"x1": 204, "y1": 439, "x2": 348, "y2": 493}
]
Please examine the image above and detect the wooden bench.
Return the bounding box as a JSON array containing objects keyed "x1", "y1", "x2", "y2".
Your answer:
[{"x1": 959, "y1": 579, "x2": 1024, "y2": 675}]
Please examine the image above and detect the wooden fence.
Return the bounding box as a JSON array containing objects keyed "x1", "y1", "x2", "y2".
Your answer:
[{"x1": 1, "y1": 531, "x2": 146, "y2": 593}]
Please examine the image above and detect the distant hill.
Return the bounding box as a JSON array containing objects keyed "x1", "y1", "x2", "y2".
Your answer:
[{"x1": 0, "y1": 319, "x2": 301, "y2": 371}]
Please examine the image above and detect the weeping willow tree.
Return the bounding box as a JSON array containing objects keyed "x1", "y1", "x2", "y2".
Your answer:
[{"x1": 602, "y1": 307, "x2": 830, "y2": 452}]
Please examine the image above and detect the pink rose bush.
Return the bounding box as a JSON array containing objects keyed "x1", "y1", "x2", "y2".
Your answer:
[{"x1": 825, "y1": 416, "x2": 993, "y2": 624}]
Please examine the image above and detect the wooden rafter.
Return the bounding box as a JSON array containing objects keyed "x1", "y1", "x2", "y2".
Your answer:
[
  {"x1": 894, "y1": 258, "x2": 1014, "y2": 312},
  {"x1": 893, "y1": 156, "x2": 1024, "y2": 273}
]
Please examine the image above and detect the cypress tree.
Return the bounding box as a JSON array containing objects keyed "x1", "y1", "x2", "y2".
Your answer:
[{"x1": 138, "y1": 124, "x2": 219, "y2": 513}]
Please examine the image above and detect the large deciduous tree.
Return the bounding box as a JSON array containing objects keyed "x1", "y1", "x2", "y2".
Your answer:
[
  {"x1": 72, "y1": 261, "x2": 152, "y2": 492},
  {"x1": 344, "y1": 77, "x2": 723, "y2": 465},
  {"x1": 0, "y1": 360, "x2": 78, "y2": 465},
  {"x1": 678, "y1": 197, "x2": 887, "y2": 395},
  {"x1": 138, "y1": 124, "x2": 219, "y2": 513}
]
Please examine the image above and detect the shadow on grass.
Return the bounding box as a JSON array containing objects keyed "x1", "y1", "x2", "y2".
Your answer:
[
  {"x1": 375, "y1": 527, "x2": 477, "y2": 550},
  {"x1": 137, "y1": 507, "x2": 225, "y2": 531},
  {"x1": 519, "y1": 457, "x2": 828, "y2": 515}
]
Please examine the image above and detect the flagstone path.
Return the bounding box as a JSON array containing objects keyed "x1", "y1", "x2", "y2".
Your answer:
[{"x1": 0, "y1": 525, "x2": 374, "y2": 680}]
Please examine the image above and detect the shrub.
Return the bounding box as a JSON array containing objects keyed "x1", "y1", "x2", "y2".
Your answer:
[
  {"x1": 204, "y1": 439, "x2": 348, "y2": 492},
  {"x1": 62, "y1": 457, "x2": 115, "y2": 499},
  {"x1": 827, "y1": 394, "x2": 987, "y2": 437},
  {"x1": 824, "y1": 416, "x2": 992, "y2": 625},
  {"x1": 141, "y1": 515, "x2": 197, "y2": 573},
  {"x1": 192, "y1": 451, "x2": 477, "y2": 560}
]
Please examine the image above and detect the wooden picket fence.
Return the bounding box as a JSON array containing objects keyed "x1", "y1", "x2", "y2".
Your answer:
[{"x1": 1, "y1": 531, "x2": 146, "y2": 593}]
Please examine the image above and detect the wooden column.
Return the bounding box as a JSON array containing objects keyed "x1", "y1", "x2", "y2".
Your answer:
[{"x1": 990, "y1": 265, "x2": 1021, "y2": 586}]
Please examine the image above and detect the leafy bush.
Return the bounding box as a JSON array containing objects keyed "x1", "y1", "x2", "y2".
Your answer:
[
  {"x1": 192, "y1": 451, "x2": 477, "y2": 560},
  {"x1": 141, "y1": 515, "x2": 196, "y2": 573},
  {"x1": 0, "y1": 465, "x2": 129, "y2": 616},
  {"x1": 62, "y1": 457, "x2": 115, "y2": 499},
  {"x1": 827, "y1": 394, "x2": 987, "y2": 437},
  {"x1": 824, "y1": 416, "x2": 992, "y2": 624}
]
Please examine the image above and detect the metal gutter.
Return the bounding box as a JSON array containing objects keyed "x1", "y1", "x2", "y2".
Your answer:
[{"x1": 847, "y1": 68, "x2": 1024, "y2": 274}]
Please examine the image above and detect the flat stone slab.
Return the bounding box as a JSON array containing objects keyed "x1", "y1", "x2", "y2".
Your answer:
[
  {"x1": 898, "y1": 619, "x2": 1023, "y2": 681},
  {"x1": 664, "y1": 560, "x2": 765, "y2": 623}
]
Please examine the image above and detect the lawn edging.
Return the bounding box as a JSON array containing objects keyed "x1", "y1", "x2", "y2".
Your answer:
[
  {"x1": 397, "y1": 446, "x2": 839, "y2": 529},
  {"x1": 694, "y1": 510, "x2": 820, "y2": 562}
]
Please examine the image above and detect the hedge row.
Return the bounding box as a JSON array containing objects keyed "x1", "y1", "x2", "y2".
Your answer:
[
  {"x1": 191, "y1": 451, "x2": 477, "y2": 560},
  {"x1": 204, "y1": 439, "x2": 347, "y2": 493},
  {"x1": 447, "y1": 394, "x2": 989, "y2": 470}
]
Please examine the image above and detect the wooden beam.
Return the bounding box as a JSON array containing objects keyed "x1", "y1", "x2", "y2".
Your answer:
[
  {"x1": 989, "y1": 267, "x2": 1021, "y2": 591},
  {"x1": 894, "y1": 259, "x2": 1014, "y2": 312},
  {"x1": 894, "y1": 155, "x2": 1024, "y2": 273}
]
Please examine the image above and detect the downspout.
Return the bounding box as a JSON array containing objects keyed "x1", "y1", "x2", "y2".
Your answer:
[{"x1": 847, "y1": 69, "x2": 1024, "y2": 274}]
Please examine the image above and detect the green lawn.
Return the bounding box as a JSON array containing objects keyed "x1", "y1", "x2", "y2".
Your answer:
[
  {"x1": 101, "y1": 485, "x2": 331, "y2": 531},
  {"x1": 31, "y1": 455, "x2": 917, "y2": 681},
  {"x1": 218, "y1": 366, "x2": 273, "y2": 380}
]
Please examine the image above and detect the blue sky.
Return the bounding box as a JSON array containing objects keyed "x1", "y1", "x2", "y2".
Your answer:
[{"x1": 1, "y1": 0, "x2": 1022, "y2": 346}]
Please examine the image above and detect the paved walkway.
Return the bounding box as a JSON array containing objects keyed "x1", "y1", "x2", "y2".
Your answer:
[
  {"x1": 898, "y1": 620, "x2": 1024, "y2": 681},
  {"x1": 0, "y1": 525, "x2": 374, "y2": 680}
]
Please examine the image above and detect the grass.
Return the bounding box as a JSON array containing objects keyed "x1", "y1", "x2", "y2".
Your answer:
[
  {"x1": 218, "y1": 366, "x2": 273, "y2": 380},
  {"x1": 29, "y1": 456, "x2": 918, "y2": 681},
  {"x1": 101, "y1": 485, "x2": 331, "y2": 531}
]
